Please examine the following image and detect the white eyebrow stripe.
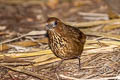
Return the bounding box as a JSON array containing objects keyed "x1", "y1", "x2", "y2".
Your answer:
[{"x1": 50, "y1": 21, "x2": 55, "y2": 24}]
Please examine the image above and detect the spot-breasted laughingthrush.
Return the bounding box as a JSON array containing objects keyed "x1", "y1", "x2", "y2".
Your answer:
[{"x1": 46, "y1": 17, "x2": 86, "y2": 70}]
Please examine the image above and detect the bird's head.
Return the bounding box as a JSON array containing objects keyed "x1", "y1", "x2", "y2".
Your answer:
[{"x1": 46, "y1": 17, "x2": 61, "y2": 30}]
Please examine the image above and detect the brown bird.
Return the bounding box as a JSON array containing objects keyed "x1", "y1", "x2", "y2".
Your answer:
[{"x1": 46, "y1": 17, "x2": 86, "y2": 70}]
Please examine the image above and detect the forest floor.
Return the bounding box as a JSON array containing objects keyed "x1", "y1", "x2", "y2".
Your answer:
[{"x1": 0, "y1": 0, "x2": 120, "y2": 80}]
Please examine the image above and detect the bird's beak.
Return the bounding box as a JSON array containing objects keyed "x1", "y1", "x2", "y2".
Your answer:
[{"x1": 45, "y1": 23, "x2": 53, "y2": 30}]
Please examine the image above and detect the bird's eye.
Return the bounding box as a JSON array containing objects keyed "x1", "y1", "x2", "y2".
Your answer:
[
  {"x1": 53, "y1": 21, "x2": 57, "y2": 26},
  {"x1": 54, "y1": 21, "x2": 57, "y2": 25}
]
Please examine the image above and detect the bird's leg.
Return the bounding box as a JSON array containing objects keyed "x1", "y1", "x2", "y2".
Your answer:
[
  {"x1": 77, "y1": 57, "x2": 81, "y2": 71},
  {"x1": 54, "y1": 59, "x2": 64, "y2": 72}
]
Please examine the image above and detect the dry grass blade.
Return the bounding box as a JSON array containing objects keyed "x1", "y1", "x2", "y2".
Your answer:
[
  {"x1": 0, "y1": 40, "x2": 119, "y2": 65},
  {"x1": 66, "y1": 19, "x2": 120, "y2": 27},
  {"x1": 82, "y1": 45, "x2": 117, "y2": 66},
  {"x1": 60, "y1": 74, "x2": 120, "y2": 80},
  {"x1": 0, "y1": 0, "x2": 44, "y2": 4},
  {"x1": 85, "y1": 31, "x2": 120, "y2": 41},
  {"x1": 0, "y1": 35, "x2": 119, "y2": 52},
  {"x1": 33, "y1": 58, "x2": 60, "y2": 66},
  {"x1": 82, "y1": 53, "x2": 104, "y2": 66},
  {"x1": 84, "y1": 45, "x2": 117, "y2": 54},
  {"x1": 0, "y1": 34, "x2": 27, "y2": 45},
  {"x1": 0, "y1": 50, "x2": 52, "y2": 59},
  {"x1": 0, "y1": 43, "x2": 115, "y2": 60},
  {"x1": 103, "y1": 24, "x2": 120, "y2": 31},
  {"x1": 33, "y1": 53, "x2": 56, "y2": 63},
  {"x1": 0, "y1": 63, "x2": 31, "y2": 66},
  {"x1": 0, "y1": 31, "x2": 47, "y2": 45},
  {"x1": 87, "y1": 40, "x2": 120, "y2": 46},
  {"x1": 0, "y1": 38, "x2": 48, "y2": 51},
  {"x1": 78, "y1": 12, "x2": 108, "y2": 17}
]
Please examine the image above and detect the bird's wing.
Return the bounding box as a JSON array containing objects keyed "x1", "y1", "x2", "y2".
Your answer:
[{"x1": 63, "y1": 25, "x2": 86, "y2": 44}]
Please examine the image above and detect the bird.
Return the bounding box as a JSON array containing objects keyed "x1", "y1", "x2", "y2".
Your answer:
[{"x1": 46, "y1": 17, "x2": 86, "y2": 71}]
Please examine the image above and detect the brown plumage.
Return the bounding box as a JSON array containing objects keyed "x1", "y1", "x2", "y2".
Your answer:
[{"x1": 46, "y1": 17, "x2": 86, "y2": 70}]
